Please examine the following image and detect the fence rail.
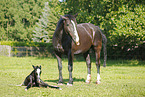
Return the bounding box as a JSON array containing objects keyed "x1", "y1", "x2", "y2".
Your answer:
[
  {"x1": 0, "y1": 45, "x2": 144, "y2": 60},
  {"x1": 0, "y1": 45, "x2": 53, "y2": 57}
]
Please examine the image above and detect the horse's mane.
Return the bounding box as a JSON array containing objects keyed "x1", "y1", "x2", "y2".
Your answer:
[{"x1": 54, "y1": 18, "x2": 63, "y2": 33}]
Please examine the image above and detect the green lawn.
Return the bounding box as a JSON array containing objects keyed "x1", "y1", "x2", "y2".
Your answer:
[{"x1": 0, "y1": 56, "x2": 145, "y2": 97}]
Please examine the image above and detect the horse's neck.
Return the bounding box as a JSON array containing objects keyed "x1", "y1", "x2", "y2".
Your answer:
[
  {"x1": 30, "y1": 70, "x2": 36, "y2": 79},
  {"x1": 54, "y1": 30, "x2": 63, "y2": 41},
  {"x1": 53, "y1": 25, "x2": 66, "y2": 52},
  {"x1": 54, "y1": 24, "x2": 64, "y2": 40}
]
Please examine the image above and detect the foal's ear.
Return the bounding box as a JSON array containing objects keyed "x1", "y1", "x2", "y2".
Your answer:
[
  {"x1": 74, "y1": 13, "x2": 78, "y2": 18},
  {"x1": 39, "y1": 65, "x2": 41, "y2": 69},
  {"x1": 60, "y1": 15, "x2": 68, "y2": 20},
  {"x1": 32, "y1": 65, "x2": 35, "y2": 69}
]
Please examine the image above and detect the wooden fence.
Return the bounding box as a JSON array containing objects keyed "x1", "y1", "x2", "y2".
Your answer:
[
  {"x1": 0, "y1": 44, "x2": 144, "y2": 60},
  {"x1": 0, "y1": 45, "x2": 53, "y2": 57}
]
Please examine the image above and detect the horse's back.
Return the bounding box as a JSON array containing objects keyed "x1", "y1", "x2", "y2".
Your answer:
[
  {"x1": 72, "y1": 23, "x2": 102, "y2": 54},
  {"x1": 77, "y1": 23, "x2": 102, "y2": 44}
]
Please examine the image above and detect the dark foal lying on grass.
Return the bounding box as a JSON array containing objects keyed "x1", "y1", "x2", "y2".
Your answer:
[{"x1": 20, "y1": 65, "x2": 61, "y2": 91}]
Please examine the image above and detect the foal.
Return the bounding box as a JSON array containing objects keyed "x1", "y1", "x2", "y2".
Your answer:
[{"x1": 21, "y1": 65, "x2": 61, "y2": 91}]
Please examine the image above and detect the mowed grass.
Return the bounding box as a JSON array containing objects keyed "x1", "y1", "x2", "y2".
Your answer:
[{"x1": 0, "y1": 56, "x2": 145, "y2": 97}]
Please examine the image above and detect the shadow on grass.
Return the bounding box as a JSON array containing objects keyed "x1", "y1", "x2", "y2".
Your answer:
[
  {"x1": 35, "y1": 54, "x2": 145, "y2": 67},
  {"x1": 73, "y1": 55, "x2": 145, "y2": 67},
  {"x1": 105, "y1": 59, "x2": 145, "y2": 66},
  {"x1": 44, "y1": 77, "x2": 85, "y2": 85}
]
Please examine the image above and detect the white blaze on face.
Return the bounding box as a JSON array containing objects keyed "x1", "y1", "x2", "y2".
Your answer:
[
  {"x1": 71, "y1": 20, "x2": 80, "y2": 45},
  {"x1": 36, "y1": 68, "x2": 41, "y2": 82}
]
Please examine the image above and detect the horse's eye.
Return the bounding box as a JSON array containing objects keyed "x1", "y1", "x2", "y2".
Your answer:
[{"x1": 66, "y1": 24, "x2": 69, "y2": 26}]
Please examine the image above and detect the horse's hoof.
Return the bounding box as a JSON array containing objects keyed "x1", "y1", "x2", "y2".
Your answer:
[
  {"x1": 58, "y1": 83, "x2": 63, "y2": 85},
  {"x1": 86, "y1": 80, "x2": 91, "y2": 84},
  {"x1": 96, "y1": 81, "x2": 101, "y2": 84},
  {"x1": 59, "y1": 88, "x2": 62, "y2": 90},
  {"x1": 67, "y1": 83, "x2": 73, "y2": 86},
  {"x1": 25, "y1": 89, "x2": 27, "y2": 91}
]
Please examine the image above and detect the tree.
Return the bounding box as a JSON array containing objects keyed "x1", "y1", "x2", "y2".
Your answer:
[
  {"x1": 0, "y1": 0, "x2": 49, "y2": 41},
  {"x1": 32, "y1": 2, "x2": 50, "y2": 43},
  {"x1": 32, "y1": 0, "x2": 64, "y2": 43}
]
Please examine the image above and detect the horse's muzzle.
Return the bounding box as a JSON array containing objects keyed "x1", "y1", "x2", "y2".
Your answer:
[{"x1": 76, "y1": 41, "x2": 80, "y2": 45}]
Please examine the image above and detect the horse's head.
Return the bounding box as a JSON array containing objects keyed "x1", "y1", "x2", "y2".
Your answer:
[
  {"x1": 60, "y1": 13, "x2": 80, "y2": 45},
  {"x1": 32, "y1": 65, "x2": 41, "y2": 83}
]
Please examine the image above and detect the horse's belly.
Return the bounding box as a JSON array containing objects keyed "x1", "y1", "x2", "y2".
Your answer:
[
  {"x1": 74, "y1": 49, "x2": 83, "y2": 54},
  {"x1": 73, "y1": 42, "x2": 92, "y2": 54}
]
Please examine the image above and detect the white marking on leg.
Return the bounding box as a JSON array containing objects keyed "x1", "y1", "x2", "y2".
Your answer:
[
  {"x1": 67, "y1": 83, "x2": 73, "y2": 86},
  {"x1": 97, "y1": 73, "x2": 101, "y2": 81},
  {"x1": 86, "y1": 74, "x2": 91, "y2": 83},
  {"x1": 97, "y1": 73, "x2": 101, "y2": 84}
]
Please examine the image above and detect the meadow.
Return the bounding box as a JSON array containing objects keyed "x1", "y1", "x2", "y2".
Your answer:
[{"x1": 0, "y1": 56, "x2": 145, "y2": 97}]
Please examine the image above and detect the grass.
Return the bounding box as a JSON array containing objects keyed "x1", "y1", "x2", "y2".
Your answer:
[{"x1": 0, "y1": 56, "x2": 145, "y2": 97}]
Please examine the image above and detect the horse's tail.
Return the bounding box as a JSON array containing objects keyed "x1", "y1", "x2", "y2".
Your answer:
[
  {"x1": 96, "y1": 26, "x2": 107, "y2": 67},
  {"x1": 101, "y1": 33, "x2": 107, "y2": 67}
]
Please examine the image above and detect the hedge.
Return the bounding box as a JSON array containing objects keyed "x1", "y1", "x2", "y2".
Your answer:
[{"x1": 0, "y1": 41, "x2": 52, "y2": 47}]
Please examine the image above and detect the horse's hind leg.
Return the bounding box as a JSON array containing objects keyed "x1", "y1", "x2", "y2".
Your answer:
[
  {"x1": 83, "y1": 51, "x2": 91, "y2": 84},
  {"x1": 94, "y1": 46, "x2": 101, "y2": 84}
]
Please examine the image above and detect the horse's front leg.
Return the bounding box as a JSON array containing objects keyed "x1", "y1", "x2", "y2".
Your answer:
[
  {"x1": 55, "y1": 52, "x2": 63, "y2": 85},
  {"x1": 25, "y1": 76, "x2": 33, "y2": 91},
  {"x1": 67, "y1": 50, "x2": 74, "y2": 86}
]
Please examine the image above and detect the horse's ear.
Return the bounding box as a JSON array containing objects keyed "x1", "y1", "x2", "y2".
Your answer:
[
  {"x1": 74, "y1": 13, "x2": 78, "y2": 18},
  {"x1": 39, "y1": 65, "x2": 41, "y2": 69},
  {"x1": 60, "y1": 15, "x2": 68, "y2": 20}
]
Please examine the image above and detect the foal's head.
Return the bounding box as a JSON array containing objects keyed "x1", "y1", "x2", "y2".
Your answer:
[
  {"x1": 32, "y1": 65, "x2": 41, "y2": 83},
  {"x1": 60, "y1": 13, "x2": 80, "y2": 45}
]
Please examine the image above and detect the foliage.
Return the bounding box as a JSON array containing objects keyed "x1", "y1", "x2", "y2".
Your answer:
[
  {"x1": 0, "y1": 0, "x2": 62, "y2": 42},
  {"x1": 106, "y1": 4, "x2": 145, "y2": 58},
  {"x1": 32, "y1": 2, "x2": 50, "y2": 43},
  {"x1": 32, "y1": 0, "x2": 64, "y2": 43},
  {"x1": 0, "y1": 41, "x2": 52, "y2": 47}
]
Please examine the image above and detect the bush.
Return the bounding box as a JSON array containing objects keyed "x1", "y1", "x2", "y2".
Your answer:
[
  {"x1": 99, "y1": 4, "x2": 145, "y2": 60},
  {"x1": 0, "y1": 41, "x2": 52, "y2": 47}
]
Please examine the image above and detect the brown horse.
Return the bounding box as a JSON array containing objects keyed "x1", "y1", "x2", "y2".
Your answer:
[{"x1": 52, "y1": 14, "x2": 107, "y2": 86}]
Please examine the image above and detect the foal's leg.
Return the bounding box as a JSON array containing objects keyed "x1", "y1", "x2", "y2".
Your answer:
[
  {"x1": 55, "y1": 53, "x2": 63, "y2": 84},
  {"x1": 94, "y1": 47, "x2": 101, "y2": 84},
  {"x1": 40, "y1": 79, "x2": 61, "y2": 90},
  {"x1": 83, "y1": 51, "x2": 91, "y2": 84},
  {"x1": 25, "y1": 76, "x2": 33, "y2": 91},
  {"x1": 67, "y1": 50, "x2": 74, "y2": 86}
]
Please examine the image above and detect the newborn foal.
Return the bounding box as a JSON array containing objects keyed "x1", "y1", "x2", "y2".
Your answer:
[{"x1": 21, "y1": 65, "x2": 61, "y2": 91}]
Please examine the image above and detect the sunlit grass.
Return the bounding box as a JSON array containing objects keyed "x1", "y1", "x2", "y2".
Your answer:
[{"x1": 0, "y1": 56, "x2": 145, "y2": 96}]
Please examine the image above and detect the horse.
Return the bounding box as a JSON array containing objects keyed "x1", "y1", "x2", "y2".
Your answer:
[
  {"x1": 20, "y1": 65, "x2": 61, "y2": 91},
  {"x1": 52, "y1": 13, "x2": 107, "y2": 86}
]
